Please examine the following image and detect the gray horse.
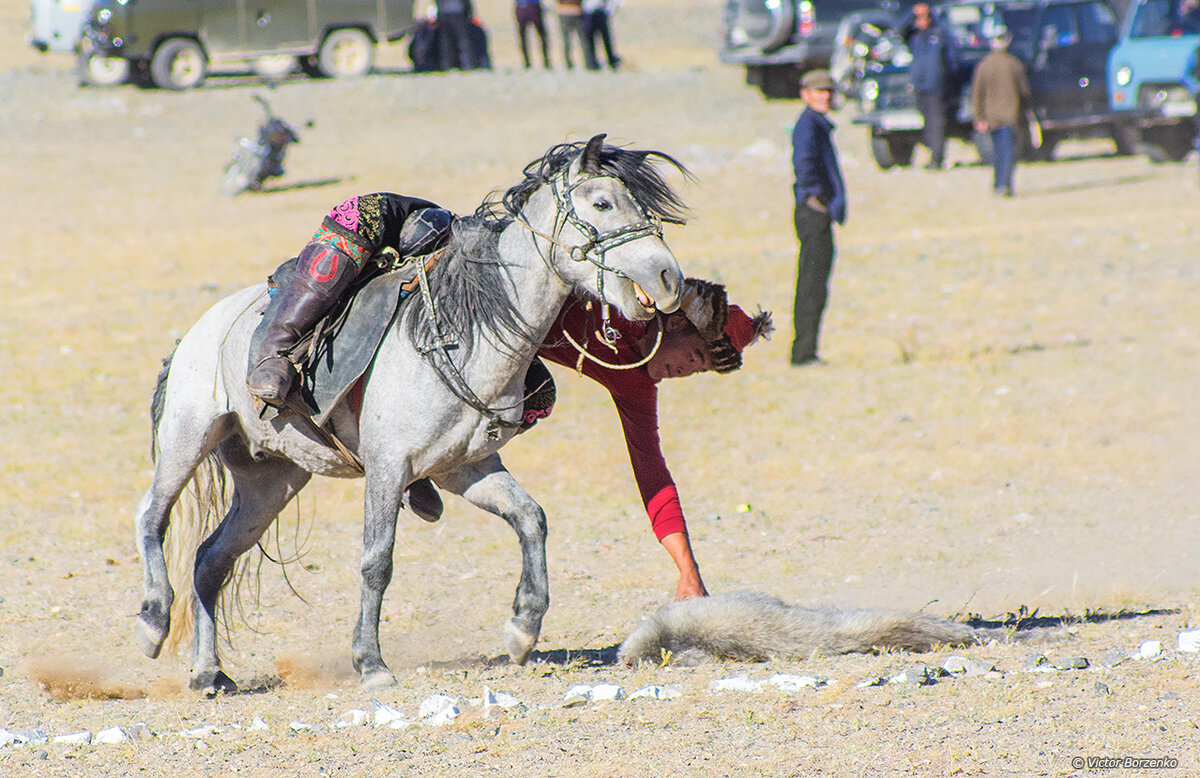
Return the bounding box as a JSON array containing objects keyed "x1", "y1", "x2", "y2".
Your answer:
[{"x1": 134, "y1": 135, "x2": 689, "y2": 692}]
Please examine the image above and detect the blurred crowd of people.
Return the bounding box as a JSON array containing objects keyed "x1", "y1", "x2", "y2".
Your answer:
[{"x1": 413, "y1": 0, "x2": 623, "y2": 72}]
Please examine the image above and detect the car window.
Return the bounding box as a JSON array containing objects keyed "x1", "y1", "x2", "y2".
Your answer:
[
  {"x1": 1077, "y1": 2, "x2": 1118, "y2": 41},
  {"x1": 1129, "y1": 0, "x2": 1200, "y2": 37},
  {"x1": 1040, "y1": 4, "x2": 1080, "y2": 46},
  {"x1": 1000, "y1": 6, "x2": 1039, "y2": 58}
]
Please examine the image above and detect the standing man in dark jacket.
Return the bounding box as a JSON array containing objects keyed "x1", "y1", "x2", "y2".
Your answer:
[
  {"x1": 904, "y1": 2, "x2": 958, "y2": 170},
  {"x1": 790, "y1": 69, "x2": 846, "y2": 367}
]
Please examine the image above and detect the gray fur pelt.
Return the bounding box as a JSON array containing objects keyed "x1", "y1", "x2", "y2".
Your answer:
[{"x1": 618, "y1": 591, "x2": 984, "y2": 665}]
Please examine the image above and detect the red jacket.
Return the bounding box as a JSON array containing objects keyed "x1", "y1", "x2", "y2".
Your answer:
[{"x1": 537, "y1": 296, "x2": 686, "y2": 541}]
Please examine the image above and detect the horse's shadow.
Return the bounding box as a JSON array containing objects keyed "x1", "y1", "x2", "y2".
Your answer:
[{"x1": 962, "y1": 605, "x2": 1179, "y2": 631}]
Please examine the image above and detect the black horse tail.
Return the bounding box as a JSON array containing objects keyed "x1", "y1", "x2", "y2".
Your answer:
[{"x1": 149, "y1": 344, "x2": 178, "y2": 462}]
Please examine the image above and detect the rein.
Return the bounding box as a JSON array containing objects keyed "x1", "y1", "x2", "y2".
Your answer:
[{"x1": 561, "y1": 312, "x2": 663, "y2": 371}]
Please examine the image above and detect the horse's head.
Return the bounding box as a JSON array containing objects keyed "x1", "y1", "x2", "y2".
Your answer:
[{"x1": 522, "y1": 134, "x2": 688, "y2": 320}]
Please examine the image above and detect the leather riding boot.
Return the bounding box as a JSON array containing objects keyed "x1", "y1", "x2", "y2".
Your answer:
[{"x1": 247, "y1": 243, "x2": 360, "y2": 405}]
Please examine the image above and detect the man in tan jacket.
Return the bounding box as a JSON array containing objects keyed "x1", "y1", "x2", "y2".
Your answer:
[{"x1": 970, "y1": 31, "x2": 1031, "y2": 197}]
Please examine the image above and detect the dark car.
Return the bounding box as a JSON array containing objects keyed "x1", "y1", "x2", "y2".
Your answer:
[
  {"x1": 81, "y1": 0, "x2": 416, "y2": 90},
  {"x1": 852, "y1": 0, "x2": 1138, "y2": 168},
  {"x1": 720, "y1": 0, "x2": 917, "y2": 98}
]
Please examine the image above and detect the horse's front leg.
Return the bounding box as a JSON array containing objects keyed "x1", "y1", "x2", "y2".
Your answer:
[
  {"x1": 440, "y1": 454, "x2": 549, "y2": 665},
  {"x1": 353, "y1": 468, "x2": 408, "y2": 689}
]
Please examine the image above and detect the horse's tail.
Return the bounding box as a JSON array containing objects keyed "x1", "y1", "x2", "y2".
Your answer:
[
  {"x1": 149, "y1": 348, "x2": 176, "y2": 462},
  {"x1": 163, "y1": 452, "x2": 230, "y2": 656},
  {"x1": 618, "y1": 591, "x2": 987, "y2": 666}
]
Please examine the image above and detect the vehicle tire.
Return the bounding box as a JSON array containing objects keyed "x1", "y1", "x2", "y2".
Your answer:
[
  {"x1": 1143, "y1": 126, "x2": 1194, "y2": 163},
  {"x1": 870, "y1": 133, "x2": 915, "y2": 170},
  {"x1": 252, "y1": 55, "x2": 297, "y2": 79},
  {"x1": 76, "y1": 48, "x2": 130, "y2": 87},
  {"x1": 219, "y1": 152, "x2": 262, "y2": 197},
  {"x1": 1110, "y1": 123, "x2": 1138, "y2": 156},
  {"x1": 150, "y1": 38, "x2": 206, "y2": 90},
  {"x1": 727, "y1": 0, "x2": 796, "y2": 51},
  {"x1": 317, "y1": 28, "x2": 374, "y2": 79},
  {"x1": 972, "y1": 129, "x2": 994, "y2": 166}
]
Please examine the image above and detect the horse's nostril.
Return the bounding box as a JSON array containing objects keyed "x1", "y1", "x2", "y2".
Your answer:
[{"x1": 661, "y1": 268, "x2": 680, "y2": 297}]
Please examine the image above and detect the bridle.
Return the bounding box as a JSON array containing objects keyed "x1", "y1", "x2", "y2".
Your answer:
[{"x1": 515, "y1": 165, "x2": 668, "y2": 364}]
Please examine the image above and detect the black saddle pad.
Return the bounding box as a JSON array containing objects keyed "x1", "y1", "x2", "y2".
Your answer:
[{"x1": 252, "y1": 258, "x2": 408, "y2": 426}]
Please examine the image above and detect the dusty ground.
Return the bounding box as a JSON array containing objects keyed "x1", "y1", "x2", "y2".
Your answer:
[{"x1": 2, "y1": 0, "x2": 1199, "y2": 775}]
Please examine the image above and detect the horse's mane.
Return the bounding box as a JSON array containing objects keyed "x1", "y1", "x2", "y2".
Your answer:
[
  {"x1": 486, "y1": 139, "x2": 692, "y2": 227},
  {"x1": 405, "y1": 139, "x2": 692, "y2": 356}
]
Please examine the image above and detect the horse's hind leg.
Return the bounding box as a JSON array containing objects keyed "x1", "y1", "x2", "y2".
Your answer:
[
  {"x1": 134, "y1": 411, "x2": 236, "y2": 660},
  {"x1": 189, "y1": 440, "x2": 311, "y2": 693},
  {"x1": 439, "y1": 455, "x2": 549, "y2": 665}
]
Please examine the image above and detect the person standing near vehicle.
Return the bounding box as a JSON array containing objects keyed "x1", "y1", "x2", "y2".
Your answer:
[
  {"x1": 582, "y1": 0, "x2": 622, "y2": 70},
  {"x1": 971, "y1": 31, "x2": 1031, "y2": 197},
  {"x1": 515, "y1": 0, "x2": 552, "y2": 69},
  {"x1": 903, "y1": 2, "x2": 959, "y2": 170},
  {"x1": 790, "y1": 69, "x2": 846, "y2": 367},
  {"x1": 436, "y1": 0, "x2": 475, "y2": 71},
  {"x1": 556, "y1": 0, "x2": 598, "y2": 70}
]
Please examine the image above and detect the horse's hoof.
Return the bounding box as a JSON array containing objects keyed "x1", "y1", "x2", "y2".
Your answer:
[
  {"x1": 504, "y1": 619, "x2": 538, "y2": 665},
  {"x1": 360, "y1": 668, "x2": 397, "y2": 690},
  {"x1": 190, "y1": 671, "x2": 238, "y2": 696},
  {"x1": 134, "y1": 618, "x2": 167, "y2": 659}
]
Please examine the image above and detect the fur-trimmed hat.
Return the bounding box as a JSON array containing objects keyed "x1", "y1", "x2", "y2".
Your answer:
[{"x1": 678, "y1": 278, "x2": 773, "y2": 374}]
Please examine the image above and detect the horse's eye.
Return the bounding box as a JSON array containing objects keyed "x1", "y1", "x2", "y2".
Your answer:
[{"x1": 593, "y1": 198, "x2": 613, "y2": 212}]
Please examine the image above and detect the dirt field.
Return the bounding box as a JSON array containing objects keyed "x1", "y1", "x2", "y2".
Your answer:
[{"x1": 2, "y1": 0, "x2": 1199, "y2": 775}]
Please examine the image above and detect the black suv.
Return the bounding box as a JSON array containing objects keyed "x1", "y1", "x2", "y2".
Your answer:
[
  {"x1": 720, "y1": 0, "x2": 915, "y2": 98},
  {"x1": 852, "y1": 0, "x2": 1138, "y2": 168}
]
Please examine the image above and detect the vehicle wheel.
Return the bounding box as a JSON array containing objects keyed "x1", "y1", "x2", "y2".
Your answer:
[
  {"x1": 870, "y1": 133, "x2": 915, "y2": 170},
  {"x1": 253, "y1": 55, "x2": 297, "y2": 79},
  {"x1": 1110, "y1": 123, "x2": 1138, "y2": 156},
  {"x1": 77, "y1": 49, "x2": 130, "y2": 87},
  {"x1": 151, "y1": 38, "x2": 206, "y2": 90},
  {"x1": 972, "y1": 129, "x2": 994, "y2": 166},
  {"x1": 219, "y1": 153, "x2": 262, "y2": 197},
  {"x1": 1143, "y1": 126, "x2": 1194, "y2": 163},
  {"x1": 317, "y1": 28, "x2": 374, "y2": 79}
]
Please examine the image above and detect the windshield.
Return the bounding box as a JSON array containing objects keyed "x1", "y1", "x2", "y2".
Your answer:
[
  {"x1": 942, "y1": 3, "x2": 1038, "y2": 56},
  {"x1": 1129, "y1": 0, "x2": 1200, "y2": 37}
]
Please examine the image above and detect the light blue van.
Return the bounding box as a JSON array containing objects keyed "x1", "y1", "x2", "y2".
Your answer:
[{"x1": 1108, "y1": 0, "x2": 1200, "y2": 160}]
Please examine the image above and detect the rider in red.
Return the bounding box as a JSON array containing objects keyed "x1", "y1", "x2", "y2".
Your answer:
[{"x1": 538, "y1": 279, "x2": 772, "y2": 600}]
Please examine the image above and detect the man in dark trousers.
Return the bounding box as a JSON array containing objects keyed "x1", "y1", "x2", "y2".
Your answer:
[
  {"x1": 790, "y1": 69, "x2": 846, "y2": 366},
  {"x1": 904, "y1": 2, "x2": 958, "y2": 170},
  {"x1": 971, "y1": 31, "x2": 1031, "y2": 197}
]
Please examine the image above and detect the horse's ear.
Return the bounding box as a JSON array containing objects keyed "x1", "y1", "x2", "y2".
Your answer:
[{"x1": 580, "y1": 133, "x2": 607, "y2": 174}]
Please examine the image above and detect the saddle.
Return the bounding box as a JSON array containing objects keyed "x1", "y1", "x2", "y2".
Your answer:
[{"x1": 250, "y1": 255, "x2": 556, "y2": 431}]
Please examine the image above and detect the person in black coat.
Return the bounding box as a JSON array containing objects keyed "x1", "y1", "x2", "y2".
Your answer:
[{"x1": 790, "y1": 69, "x2": 846, "y2": 366}]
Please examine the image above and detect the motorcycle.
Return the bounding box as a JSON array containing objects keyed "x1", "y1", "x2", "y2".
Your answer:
[{"x1": 219, "y1": 95, "x2": 307, "y2": 196}]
